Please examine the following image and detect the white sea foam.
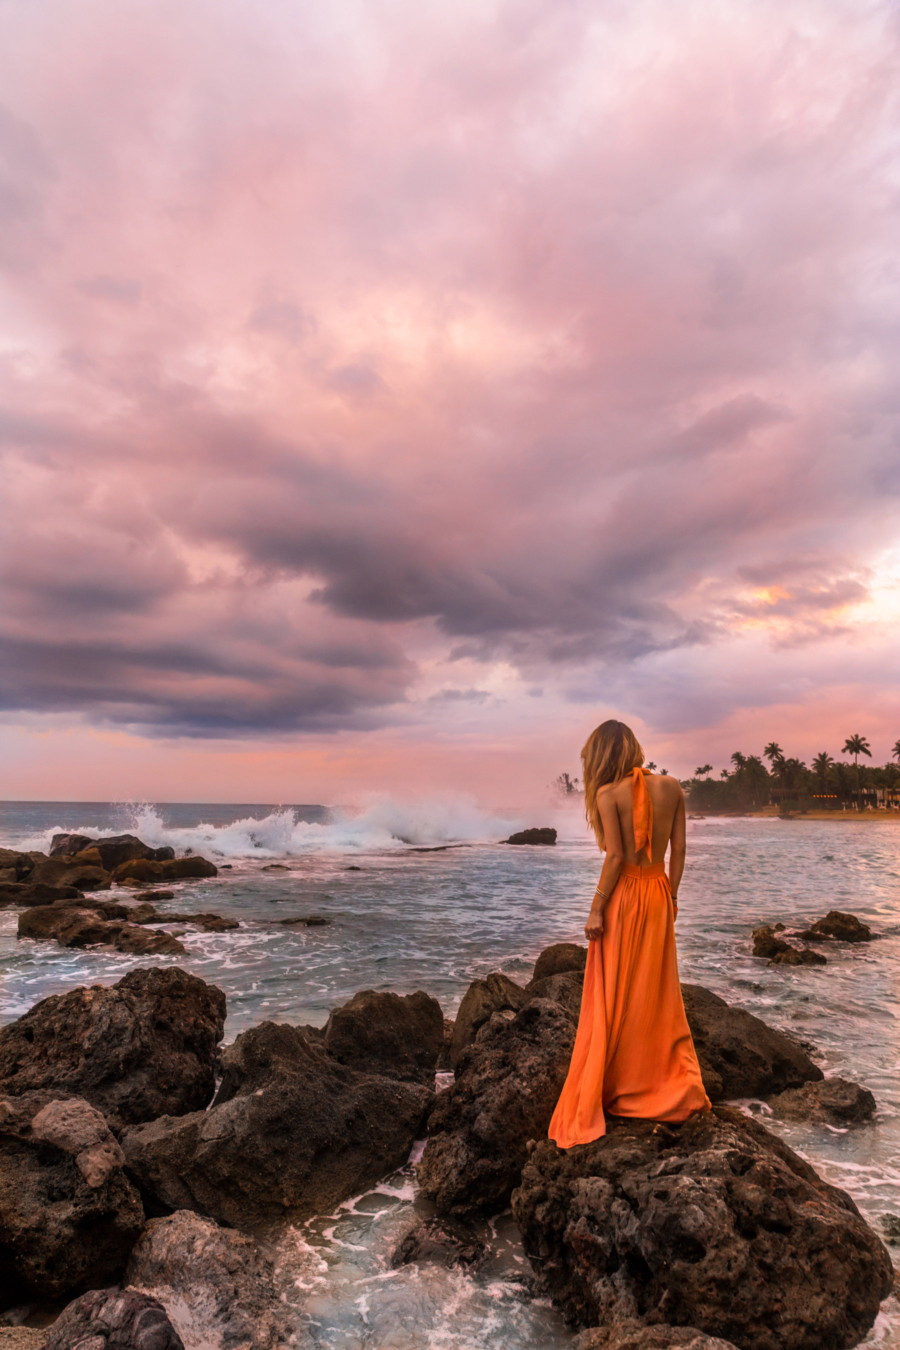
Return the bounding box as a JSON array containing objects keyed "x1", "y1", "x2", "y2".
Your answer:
[{"x1": 13, "y1": 794, "x2": 527, "y2": 859}]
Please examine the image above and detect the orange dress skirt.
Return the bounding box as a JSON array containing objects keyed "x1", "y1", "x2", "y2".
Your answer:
[{"x1": 548, "y1": 860, "x2": 710, "y2": 1148}]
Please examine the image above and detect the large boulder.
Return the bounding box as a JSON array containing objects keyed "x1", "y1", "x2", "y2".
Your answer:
[
  {"x1": 121, "y1": 1020, "x2": 432, "y2": 1232},
  {"x1": 768, "y1": 1077, "x2": 876, "y2": 1126},
  {"x1": 0, "y1": 968, "x2": 226, "y2": 1132},
  {"x1": 531, "y1": 941, "x2": 588, "y2": 983},
  {"x1": 0, "y1": 881, "x2": 84, "y2": 910},
  {"x1": 50, "y1": 832, "x2": 176, "y2": 870},
  {"x1": 808, "y1": 910, "x2": 873, "y2": 943},
  {"x1": 114, "y1": 856, "x2": 217, "y2": 883},
  {"x1": 18, "y1": 904, "x2": 121, "y2": 946},
  {"x1": 681, "y1": 985, "x2": 823, "y2": 1101},
  {"x1": 512, "y1": 1106, "x2": 893, "y2": 1350},
  {"x1": 27, "y1": 856, "x2": 112, "y2": 891},
  {"x1": 0, "y1": 1092, "x2": 144, "y2": 1308},
  {"x1": 125, "y1": 1209, "x2": 294, "y2": 1350},
  {"x1": 40, "y1": 1288, "x2": 184, "y2": 1350},
  {"x1": 0, "y1": 848, "x2": 36, "y2": 882},
  {"x1": 324, "y1": 989, "x2": 444, "y2": 1085},
  {"x1": 526, "y1": 970, "x2": 584, "y2": 1020},
  {"x1": 449, "y1": 971, "x2": 530, "y2": 1067},
  {"x1": 504, "y1": 827, "x2": 557, "y2": 845},
  {"x1": 417, "y1": 998, "x2": 576, "y2": 1216}
]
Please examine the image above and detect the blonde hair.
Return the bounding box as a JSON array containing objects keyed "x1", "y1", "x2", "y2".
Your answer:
[{"x1": 581, "y1": 719, "x2": 644, "y2": 847}]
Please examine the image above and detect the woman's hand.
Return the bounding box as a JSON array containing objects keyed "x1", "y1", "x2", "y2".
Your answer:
[{"x1": 584, "y1": 906, "x2": 604, "y2": 941}]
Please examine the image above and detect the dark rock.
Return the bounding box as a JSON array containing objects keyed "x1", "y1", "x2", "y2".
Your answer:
[
  {"x1": 324, "y1": 989, "x2": 444, "y2": 1085},
  {"x1": 768, "y1": 1077, "x2": 876, "y2": 1125},
  {"x1": 121, "y1": 1020, "x2": 431, "y2": 1232},
  {"x1": 512, "y1": 1106, "x2": 893, "y2": 1350},
  {"x1": 574, "y1": 1325, "x2": 740, "y2": 1350},
  {"x1": 449, "y1": 971, "x2": 530, "y2": 1067},
  {"x1": 526, "y1": 970, "x2": 584, "y2": 1020},
  {"x1": 123, "y1": 903, "x2": 159, "y2": 924},
  {"x1": 261, "y1": 863, "x2": 290, "y2": 871},
  {"x1": 144, "y1": 912, "x2": 238, "y2": 932},
  {"x1": 504, "y1": 827, "x2": 557, "y2": 845},
  {"x1": 49, "y1": 833, "x2": 95, "y2": 858},
  {"x1": 531, "y1": 941, "x2": 588, "y2": 983},
  {"x1": 278, "y1": 913, "x2": 331, "y2": 926},
  {"x1": 809, "y1": 910, "x2": 873, "y2": 942},
  {"x1": 18, "y1": 905, "x2": 122, "y2": 947},
  {"x1": 681, "y1": 984, "x2": 823, "y2": 1101},
  {"x1": 114, "y1": 926, "x2": 186, "y2": 957},
  {"x1": 391, "y1": 1215, "x2": 486, "y2": 1270},
  {"x1": 125, "y1": 1209, "x2": 292, "y2": 1350},
  {"x1": 0, "y1": 1093, "x2": 144, "y2": 1307},
  {"x1": 418, "y1": 998, "x2": 576, "y2": 1216},
  {"x1": 0, "y1": 849, "x2": 36, "y2": 884},
  {"x1": 133, "y1": 890, "x2": 175, "y2": 901},
  {"x1": 751, "y1": 925, "x2": 791, "y2": 959},
  {"x1": 0, "y1": 968, "x2": 226, "y2": 1132},
  {"x1": 28, "y1": 857, "x2": 112, "y2": 891},
  {"x1": 0, "y1": 882, "x2": 84, "y2": 910},
  {"x1": 881, "y1": 1214, "x2": 900, "y2": 1246},
  {"x1": 769, "y1": 946, "x2": 827, "y2": 966},
  {"x1": 113, "y1": 857, "x2": 217, "y2": 883},
  {"x1": 40, "y1": 1288, "x2": 184, "y2": 1350}
]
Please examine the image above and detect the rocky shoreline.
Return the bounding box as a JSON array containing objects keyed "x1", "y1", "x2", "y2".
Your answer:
[{"x1": 0, "y1": 834, "x2": 894, "y2": 1349}]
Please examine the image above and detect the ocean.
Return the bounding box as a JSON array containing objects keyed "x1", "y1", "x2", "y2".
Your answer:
[{"x1": 1, "y1": 799, "x2": 899, "y2": 1349}]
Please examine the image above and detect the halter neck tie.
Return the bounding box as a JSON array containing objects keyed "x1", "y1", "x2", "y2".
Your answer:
[{"x1": 632, "y1": 766, "x2": 653, "y2": 862}]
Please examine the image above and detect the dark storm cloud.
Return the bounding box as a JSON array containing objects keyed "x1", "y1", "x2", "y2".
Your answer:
[{"x1": 0, "y1": 0, "x2": 898, "y2": 738}]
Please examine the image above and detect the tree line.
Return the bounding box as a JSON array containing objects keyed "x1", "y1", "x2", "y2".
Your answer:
[
  {"x1": 554, "y1": 735, "x2": 900, "y2": 813},
  {"x1": 685, "y1": 736, "x2": 900, "y2": 813}
]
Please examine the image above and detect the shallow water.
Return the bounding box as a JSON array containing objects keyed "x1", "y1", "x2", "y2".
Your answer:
[{"x1": 2, "y1": 800, "x2": 899, "y2": 1347}]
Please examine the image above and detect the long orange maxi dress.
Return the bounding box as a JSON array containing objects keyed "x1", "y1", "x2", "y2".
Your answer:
[{"x1": 548, "y1": 768, "x2": 710, "y2": 1148}]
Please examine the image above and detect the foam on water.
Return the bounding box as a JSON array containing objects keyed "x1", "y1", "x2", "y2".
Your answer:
[{"x1": 8, "y1": 795, "x2": 532, "y2": 859}]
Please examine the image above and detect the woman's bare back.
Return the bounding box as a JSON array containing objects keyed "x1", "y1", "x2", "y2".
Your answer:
[{"x1": 599, "y1": 772, "x2": 685, "y2": 867}]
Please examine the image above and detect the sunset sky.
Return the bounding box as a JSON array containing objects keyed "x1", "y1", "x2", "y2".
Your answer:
[{"x1": 1, "y1": 0, "x2": 899, "y2": 806}]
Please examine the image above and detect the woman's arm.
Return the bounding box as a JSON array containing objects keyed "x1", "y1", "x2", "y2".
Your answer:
[
  {"x1": 585, "y1": 788, "x2": 624, "y2": 941},
  {"x1": 668, "y1": 788, "x2": 686, "y2": 915}
]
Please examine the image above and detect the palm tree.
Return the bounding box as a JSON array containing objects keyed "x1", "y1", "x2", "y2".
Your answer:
[
  {"x1": 893, "y1": 739, "x2": 900, "y2": 764},
  {"x1": 695, "y1": 764, "x2": 713, "y2": 778},
  {"x1": 812, "y1": 752, "x2": 834, "y2": 793},
  {"x1": 842, "y1": 734, "x2": 872, "y2": 807},
  {"x1": 730, "y1": 751, "x2": 747, "y2": 770},
  {"x1": 763, "y1": 742, "x2": 783, "y2": 764},
  {"x1": 645, "y1": 762, "x2": 657, "y2": 772}
]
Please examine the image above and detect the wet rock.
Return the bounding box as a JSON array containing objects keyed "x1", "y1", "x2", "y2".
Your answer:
[
  {"x1": 0, "y1": 849, "x2": 35, "y2": 883},
  {"x1": 261, "y1": 863, "x2": 290, "y2": 871},
  {"x1": 324, "y1": 989, "x2": 445, "y2": 1085},
  {"x1": 0, "y1": 882, "x2": 84, "y2": 910},
  {"x1": 125, "y1": 1209, "x2": 292, "y2": 1350},
  {"x1": 122, "y1": 1020, "x2": 431, "y2": 1231},
  {"x1": 574, "y1": 1325, "x2": 740, "y2": 1350},
  {"x1": 449, "y1": 971, "x2": 530, "y2": 1067},
  {"x1": 768, "y1": 1076, "x2": 876, "y2": 1125},
  {"x1": 50, "y1": 833, "x2": 176, "y2": 870},
  {"x1": 769, "y1": 946, "x2": 827, "y2": 967},
  {"x1": 526, "y1": 970, "x2": 584, "y2": 1020},
  {"x1": 881, "y1": 1214, "x2": 900, "y2": 1246},
  {"x1": 809, "y1": 910, "x2": 873, "y2": 942},
  {"x1": 27, "y1": 857, "x2": 112, "y2": 891},
  {"x1": 133, "y1": 890, "x2": 175, "y2": 901},
  {"x1": 531, "y1": 941, "x2": 587, "y2": 983},
  {"x1": 0, "y1": 967, "x2": 226, "y2": 1132},
  {"x1": 40, "y1": 1288, "x2": 184, "y2": 1350},
  {"x1": 113, "y1": 856, "x2": 218, "y2": 883},
  {"x1": 48, "y1": 832, "x2": 96, "y2": 858},
  {"x1": 391, "y1": 1215, "x2": 486, "y2": 1270},
  {"x1": 114, "y1": 925, "x2": 187, "y2": 957},
  {"x1": 418, "y1": 998, "x2": 576, "y2": 1217},
  {"x1": 18, "y1": 905, "x2": 122, "y2": 947},
  {"x1": 144, "y1": 911, "x2": 238, "y2": 932},
  {"x1": 504, "y1": 827, "x2": 557, "y2": 845},
  {"x1": 751, "y1": 925, "x2": 791, "y2": 959},
  {"x1": 0, "y1": 1092, "x2": 144, "y2": 1307},
  {"x1": 681, "y1": 985, "x2": 823, "y2": 1101},
  {"x1": 512, "y1": 1106, "x2": 893, "y2": 1350},
  {"x1": 278, "y1": 914, "x2": 331, "y2": 926}
]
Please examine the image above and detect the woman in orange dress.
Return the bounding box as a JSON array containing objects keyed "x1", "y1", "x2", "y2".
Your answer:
[{"x1": 548, "y1": 719, "x2": 710, "y2": 1148}]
